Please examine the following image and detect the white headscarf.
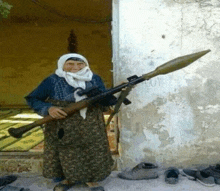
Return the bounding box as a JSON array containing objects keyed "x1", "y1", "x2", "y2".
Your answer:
[{"x1": 55, "y1": 53, "x2": 93, "y2": 119}]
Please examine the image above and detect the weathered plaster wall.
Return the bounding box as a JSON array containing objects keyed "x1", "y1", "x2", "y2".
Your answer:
[{"x1": 112, "y1": 0, "x2": 220, "y2": 168}]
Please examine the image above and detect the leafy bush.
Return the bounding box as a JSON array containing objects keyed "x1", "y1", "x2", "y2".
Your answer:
[{"x1": 0, "y1": 0, "x2": 12, "y2": 19}]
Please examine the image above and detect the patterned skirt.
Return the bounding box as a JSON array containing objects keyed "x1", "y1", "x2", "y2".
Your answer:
[{"x1": 42, "y1": 100, "x2": 113, "y2": 184}]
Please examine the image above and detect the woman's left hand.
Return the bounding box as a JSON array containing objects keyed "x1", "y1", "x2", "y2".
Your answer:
[{"x1": 48, "y1": 106, "x2": 67, "y2": 119}]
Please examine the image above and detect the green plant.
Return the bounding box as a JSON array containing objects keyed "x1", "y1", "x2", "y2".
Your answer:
[{"x1": 0, "y1": 0, "x2": 12, "y2": 19}]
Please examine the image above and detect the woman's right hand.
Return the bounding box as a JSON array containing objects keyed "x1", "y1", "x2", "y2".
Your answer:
[{"x1": 48, "y1": 106, "x2": 67, "y2": 119}]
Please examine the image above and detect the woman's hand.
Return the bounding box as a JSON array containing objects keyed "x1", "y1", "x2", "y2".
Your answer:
[
  {"x1": 48, "y1": 106, "x2": 67, "y2": 119},
  {"x1": 117, "y1": 81, "x2": 136, "y2": 91}
]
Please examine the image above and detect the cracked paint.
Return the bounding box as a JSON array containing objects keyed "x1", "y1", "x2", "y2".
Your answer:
[
  {"x1": 113, "y1": 0, "x2": 220, "y2": 168},
  {"x1": 198, "y1": 104, "x2": 220, "y2": 114}
]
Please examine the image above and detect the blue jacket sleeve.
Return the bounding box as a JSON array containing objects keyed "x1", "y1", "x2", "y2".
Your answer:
[{"x1": 25, "y1": 77, "x2": 53, "y2": 116}]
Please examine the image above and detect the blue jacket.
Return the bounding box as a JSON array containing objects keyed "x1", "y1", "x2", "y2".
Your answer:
[{"x1": 25, "y1": 74, "x2": 116, "y2": 116}]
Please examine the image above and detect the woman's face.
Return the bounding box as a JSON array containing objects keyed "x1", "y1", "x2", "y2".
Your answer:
[{"x1": 63, "y1": 60, "x2": 86, "y2": 73}]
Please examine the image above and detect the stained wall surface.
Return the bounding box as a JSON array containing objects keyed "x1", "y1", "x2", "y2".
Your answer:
[{"x1": 112, "y1": 0, "x2": 220, "y2": 169}]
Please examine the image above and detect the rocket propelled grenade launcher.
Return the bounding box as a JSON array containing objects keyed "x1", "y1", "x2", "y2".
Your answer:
[{"x1": 8, "y1": 49, "x2": 211, "y2": 138}]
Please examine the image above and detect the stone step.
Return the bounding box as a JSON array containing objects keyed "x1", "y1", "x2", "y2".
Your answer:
[{"x1": 0, "y1": 152, "x2": 120, "y2": 174}]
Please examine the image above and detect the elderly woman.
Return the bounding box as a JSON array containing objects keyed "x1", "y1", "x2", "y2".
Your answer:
[{"x1": 25, "y1": 53, "x2": 116, "y2": 191}]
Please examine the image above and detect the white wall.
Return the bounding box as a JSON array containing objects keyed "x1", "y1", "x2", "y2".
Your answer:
[{"x1": 112, "y1": 0, "x2": 220, "y2": 169}]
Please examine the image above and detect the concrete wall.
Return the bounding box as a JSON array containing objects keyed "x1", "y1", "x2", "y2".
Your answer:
[{"x1": 112, "y1": 0, "x2": 220, "y2": 169}]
